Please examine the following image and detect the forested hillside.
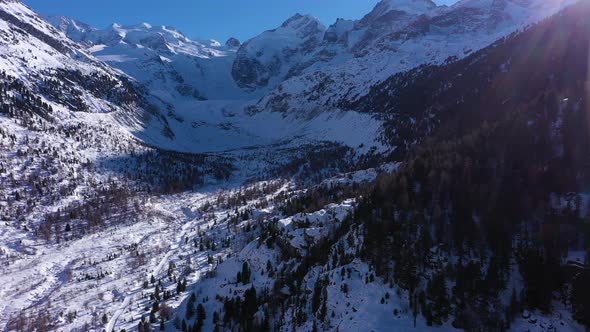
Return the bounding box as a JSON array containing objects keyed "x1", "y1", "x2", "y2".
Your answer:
[{"x1": 176, "y1": 3, "x2": 590, "y2": 331}]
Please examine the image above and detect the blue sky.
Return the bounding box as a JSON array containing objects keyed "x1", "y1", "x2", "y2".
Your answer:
[{"x1": 23, "y1": 0, "x2": 457, "y2": 42}]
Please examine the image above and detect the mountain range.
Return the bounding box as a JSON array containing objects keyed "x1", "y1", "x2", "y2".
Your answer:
[
  {"x1": 43, "y1": 0, "x2": 573, "y2": 154},
  {"x1": 0, "y1": 0, "x2": 588, "y2": 331}
]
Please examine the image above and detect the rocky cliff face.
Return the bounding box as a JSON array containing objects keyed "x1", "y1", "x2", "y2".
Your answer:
[{"x1": 231, "y1": 14, "x2": 326, "y2": 90}]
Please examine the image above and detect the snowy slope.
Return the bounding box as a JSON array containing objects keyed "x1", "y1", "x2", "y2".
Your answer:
[
  {"x1": 0, "y1": 0, "x2": 116, "y2": 83},
  {"x1": 0, "y1": 2, "x2": 239, "y2": 330}
]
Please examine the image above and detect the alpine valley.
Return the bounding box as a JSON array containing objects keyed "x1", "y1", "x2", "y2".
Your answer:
[{"x1": 0, "y1": 0, "x2": 589, "y2": 331}]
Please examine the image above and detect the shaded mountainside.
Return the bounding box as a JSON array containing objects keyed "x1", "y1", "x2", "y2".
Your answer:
[
  {"x1": 354, "y1": 0, "x2": 589, "y2": 158},
  {"x1": 356, "y1": 0, "x2": 590, "y2": 327}
]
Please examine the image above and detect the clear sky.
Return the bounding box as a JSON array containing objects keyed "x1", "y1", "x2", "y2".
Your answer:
[{"x1": 22, "y1": 0, "x2": 457, "y2": 43}]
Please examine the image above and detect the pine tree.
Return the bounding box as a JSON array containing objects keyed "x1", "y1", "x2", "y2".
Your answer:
[
  {"x1": 155, "y1": 285, "x2": 161, "y2": 301},
  {"x1": 241, "y1": 262, "x2": 251, "y2": 284},
  {"x1": 571, "y1": 271, "x2": 590, "y2": 326},
  {"x1": 186, "y1": 300, "x2": 195, "y2": 319},
  {"x1": 426, "y1": 273, "x2": 449, "y2": 325},
  {"x1": 509, "y1": 287, "x2": 519, "y2": 321},
  {"x1": 320, "y1": 293, "x2": 328, "y2": 321},
  {"x1": 196, "y1": 303, "x2": 206, "y2": 331},
  {"x1": 312, "y1": 278, "x2": 323, "y2": 314},
  {"x1": 312, "y1": 321, "x2": 319, "y2": 332},
  {"x1": 177, "y1": 279, "x2": 183, "y2": 294},
  {"x1": 244, "y1": 286, "x2": 257, "y2": 318}
]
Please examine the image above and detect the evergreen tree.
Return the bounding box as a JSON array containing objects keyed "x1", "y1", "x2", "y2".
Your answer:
[
  {"x1": 426, "y1": 272, "x2": 450, "y2": 325},
  {"x1": 312, "y1": 278, "x2": 323, "y2": 314},
  {"x1": 571, "y1": 271, "x2": 590, "y2": 326},
  {"x1": 196, "y1": 303, "x2": 206, "y2": 331},
  {"x1": 241, "y1": 262, "x2": 251, "y2": 284},
  {"x1": 244, "y1": 286, "x2": 257, "y2": 318},
  {"x1": 509, "y1": 287, "x2": 520, "y2": 321}
]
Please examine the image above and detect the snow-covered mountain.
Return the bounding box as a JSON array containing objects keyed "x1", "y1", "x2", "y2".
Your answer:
[
  {"x1": 44, "y1": 14, "x2": 383, "y2": 154},
  {"x1": 44, "y1": 15, "x2": 96, "y2": 44},
  {"x1": 48, "y1": 0, "x2": 573, "y2": 113},
  {"x1": 231, "y1": 14, "x2": 326, "y2": 90},
  {"x1": 48, "y1": 17, "x2": 248, "y2": 102},
  {"x1": 45, "y1": 0, "x2": 573, "y2": 156},
  {"x1": 2, "y1": 0, "x2": 590, "y2": 331},
  {"x1": 0, "y1": 0, "x2": 116, "y2": 86},
  {"x1": 0, "y1": 0, "x2": 181, "y2": 135},
  {"x1": 252, "y1": 0, "x2": 575, "y2": 117}
]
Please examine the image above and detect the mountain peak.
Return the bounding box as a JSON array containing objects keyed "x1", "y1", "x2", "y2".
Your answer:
[
  {"x1": 377, "y1": 0, "x2": 437, "y2": 14},
  {"x1": 280, "y1": 13, "x2": 324, "y2": 30},
  {"x1": 44, "y1": 15, "x2": 95, "y2": 41},
  {"x1": 359, "y1": 0, "x2": 437, "y2": 28},
  {"x1": 225, "y1": 37, "x2": 241, "y2": 48}
]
